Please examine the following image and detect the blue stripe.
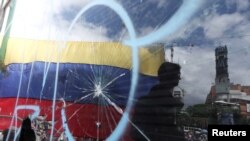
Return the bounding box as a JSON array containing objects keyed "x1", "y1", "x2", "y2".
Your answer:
[{"x1": 0, "y1": 62, "x2": 158, "y2": 106}]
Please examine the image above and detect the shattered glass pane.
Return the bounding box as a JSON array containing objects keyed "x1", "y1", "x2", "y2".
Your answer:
[{"x1": 0, "y1": 0, "x2": 250, "y2": 141}]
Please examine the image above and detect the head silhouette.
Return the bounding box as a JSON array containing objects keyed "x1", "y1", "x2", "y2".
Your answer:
[
  {"x1": 158, "y1": 62, "x2": 181, "y2": 88},
  {"x1": 22, "y1": 117, "x2": 32, "y2": 129},
  {"x1": 19, "y1": 117, "x2": 36, "y2": 141}
]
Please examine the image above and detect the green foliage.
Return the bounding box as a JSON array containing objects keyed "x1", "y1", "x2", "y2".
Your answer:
[
  {"x1": 177, "y1": 104, "x2": 217, "y2": 128},
  {"x1": 180, "y1": 103, "x2": 250, "y2": 126},
  {"x1": 186, "y1": 104, "x2": 214, "y2": 118}
]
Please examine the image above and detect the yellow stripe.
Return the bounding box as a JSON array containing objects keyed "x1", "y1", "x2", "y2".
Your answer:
[{"x1": 3, "y1": 37, "x2": 165, "y2": 76}]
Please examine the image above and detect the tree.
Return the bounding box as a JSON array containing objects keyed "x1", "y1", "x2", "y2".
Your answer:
[{"x1": 177, "y1": 104, "x2": 217, "y2": 128}]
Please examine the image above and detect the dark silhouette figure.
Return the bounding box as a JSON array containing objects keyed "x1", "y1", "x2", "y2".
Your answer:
[
  {"x1": 19, "y1": 117, "x2": 36, "y2": 141},
  {"x1": 132, "y1": 62, "x2": 185, "y2": 141}
]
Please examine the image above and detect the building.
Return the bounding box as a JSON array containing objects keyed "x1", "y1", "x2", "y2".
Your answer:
[
  {"x1": 206, "y1": 46, "x2": 250, "y2": 118},
  {"x1": 206, "y1": 84, "x2": 250, "y2": 117},
  {"x1": 214, "y1": 46, "x2": 230, "y2": 101}
]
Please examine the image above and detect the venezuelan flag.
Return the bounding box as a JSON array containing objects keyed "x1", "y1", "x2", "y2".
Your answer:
[{"x1": 0, "y1": 37, "x2": 165, "y2": 138}]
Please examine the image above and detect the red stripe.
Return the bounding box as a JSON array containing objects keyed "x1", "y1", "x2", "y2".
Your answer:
[{"x1": 0, "y1": 98, "x2": 127, "y2": 139}]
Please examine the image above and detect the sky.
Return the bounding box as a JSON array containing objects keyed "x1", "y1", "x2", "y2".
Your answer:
[{"x1": 7, "y1": 0, "x2": 250, "y2": 106}]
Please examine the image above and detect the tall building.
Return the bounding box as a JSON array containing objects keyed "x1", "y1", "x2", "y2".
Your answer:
[
  {"x1": 206, "y1": 46, "x2": 250, "y2": 118},
  {"x1": 215, "y1": 46, "x2": 230, "y2": 102}
]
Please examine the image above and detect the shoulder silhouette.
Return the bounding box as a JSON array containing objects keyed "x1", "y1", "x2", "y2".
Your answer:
[{"x1": 132, "y1": 62, "x2": 185, "y2": 141}]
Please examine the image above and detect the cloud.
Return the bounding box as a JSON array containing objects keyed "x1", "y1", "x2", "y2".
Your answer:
[
  {"x1": 166, "y1": 46, "x2": 215, "y2": 105},
  {"x1": 203, "y1": 13, "x2": 244, "y2": 39},
  {"x1": 10, "y1": 0, "x2": 110, "y2": 41},
  {"x1": 237, "y1": 0, "x2": 250, "y2": 11},
  {"x1": 226, "y1": 0, "x2": 250, "y2": 11},
  {"x1": 164, "y1": 3, "x2": 250, "y2": 104},
  {"x1": 138, "y1": 26, "x2": 155, "y2": 37},
  {"x1": 148, "y1": 0, "x2": 172, "y2": 8},
  {"x1": 159, "y1": 1, "x2": 248, "y2": 43},
  {"x1": 227, "y1": 41, "x2": 250, "y2": 85},
  {"x1": 52, "y1": 0, "x2": 91, "y2": 14},
  {"x1": 166, "y1": 43, "x2": 250, "y2": 106},
  {"x1": 122, "y1": 1, "x2": 250, "y2": 106},
  {"x1": 67, "y1": 22, "x2": 110, "y2": 41}
]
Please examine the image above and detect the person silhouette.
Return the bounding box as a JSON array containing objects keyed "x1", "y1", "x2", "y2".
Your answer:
[
  {"x1": 19, "y1": 117, "x2": 36, "y2": 141},
  {"x1": 131, "y1": 62, "x2": 185, "y2": 141}
]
